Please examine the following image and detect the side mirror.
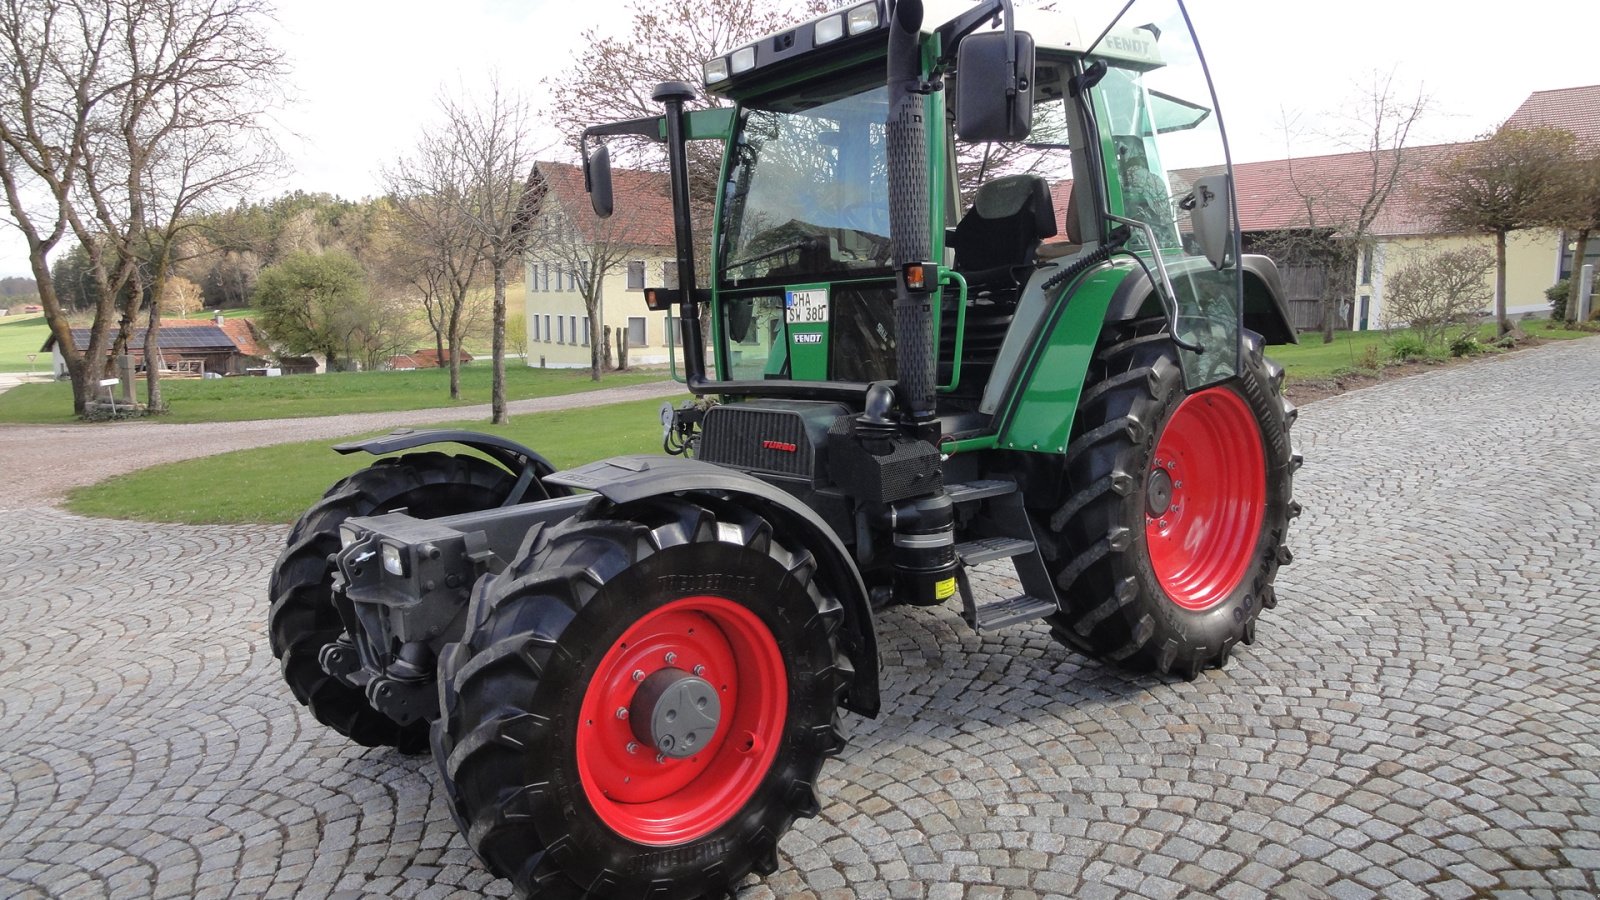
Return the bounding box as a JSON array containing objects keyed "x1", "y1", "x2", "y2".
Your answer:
[
  {"x1": 586, "y1": 144, "x2": 614, "y2": 218},
  {"x1": 1186, "y1": 174, "x2": 1233, "y2": 270},
  {"x1": 955, "y1": 30, "x2": 1035, "y2": 143},
  {"x1": 728, "y1": 300, "x2": 753, "y2": 344}
]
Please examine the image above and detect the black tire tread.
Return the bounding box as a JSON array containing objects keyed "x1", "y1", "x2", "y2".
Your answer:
[
  {"x1": 1039, "y1": 320, "x2": 1298, "y2": 677},
  {"x1": 268, "y1": 452, "x2": 514, "y2": 752},
  {"x1": 433, "y1": 496, "x2": 850, "y2": 899}
]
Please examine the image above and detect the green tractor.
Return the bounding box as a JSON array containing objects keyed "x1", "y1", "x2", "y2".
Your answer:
[{"x1": 268, "y1": 0, "x2": 1299, "y2": 894}]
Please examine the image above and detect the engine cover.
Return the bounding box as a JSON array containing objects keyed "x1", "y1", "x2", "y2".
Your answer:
[{"x1": 697, "y1": 401, "x2": 851, "y2": 481}]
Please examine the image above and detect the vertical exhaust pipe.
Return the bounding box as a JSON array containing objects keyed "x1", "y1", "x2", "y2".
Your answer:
[{"x1": 885, "y1": 0, "x2": 936, "y2": 432}]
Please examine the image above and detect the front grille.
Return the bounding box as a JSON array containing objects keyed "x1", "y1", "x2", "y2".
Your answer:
[{"x1": 699, "y1": 406, "x2": 814, "y2": 479}]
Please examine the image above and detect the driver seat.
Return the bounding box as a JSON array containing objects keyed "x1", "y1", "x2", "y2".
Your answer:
[
  {"x1": 951, "y1": 174, "x2": 1058, "y2": 289},
  {"x1": 939, "y1": 175, "x2": 1057, "y2": 401}
]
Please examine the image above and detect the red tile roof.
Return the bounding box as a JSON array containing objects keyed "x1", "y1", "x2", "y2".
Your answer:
[
  {"x1": 404, "y1": 348, "x2": 472, "y2": 367},
  {"x1": 1504, "y1": 85, "x2": 1600, "y2": 146},
  {"x1": 533, "y1": 161, "x2": 676, "y2": 249}
]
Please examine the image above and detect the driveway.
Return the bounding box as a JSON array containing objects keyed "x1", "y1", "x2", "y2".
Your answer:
[{"x1": 1, "y1": 341, "x2": 1597, "y2": 899}]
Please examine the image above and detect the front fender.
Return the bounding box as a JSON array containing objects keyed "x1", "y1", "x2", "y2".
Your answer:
[
  {"x1": 333, "y1": 428, "x2": 569, "y2": 504},
  {"x1": 548, "y1": 455, "x2": 881, "y2": 718}
]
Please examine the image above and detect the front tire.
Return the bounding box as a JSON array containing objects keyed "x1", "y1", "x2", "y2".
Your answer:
[
  {"x1": 268, "y1": 452, "x2": 514, "y2": 752},
  {"x1": 433, "y1": 496, "x2": 851, "y2": 899},
  {"x1": 1037, "y1": 321, "x2": 1298, "y2": 679}
]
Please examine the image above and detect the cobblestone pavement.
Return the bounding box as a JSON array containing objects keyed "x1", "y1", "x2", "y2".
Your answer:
[{"x1": 2, "y1": 339, "x2": 1598, "y2": 899}]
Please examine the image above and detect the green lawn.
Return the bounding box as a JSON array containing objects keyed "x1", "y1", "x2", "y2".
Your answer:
[
  {"x1": 65, "y1": 397, "x2": 680, "y2": 525},
  {"x1": 1269, "y1": 321, "x2": 1595, "y2": 381},
  {"x1": 0, "y1": 314, "x2": 50, "y2": 371},
  {"x1": 0, "y1": 364, "x2": 666, "y2": 425}
]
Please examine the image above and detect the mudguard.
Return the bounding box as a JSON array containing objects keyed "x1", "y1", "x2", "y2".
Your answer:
[
  {"x1": 1105, "y1": 254, "x2": 1298, "y2": 345},
  {"x1": 333, "y1": 428, "x2": 569, "y2": 504},
  {"x1": 548, "y1": 454, "x2": 882, "y2": 718}
]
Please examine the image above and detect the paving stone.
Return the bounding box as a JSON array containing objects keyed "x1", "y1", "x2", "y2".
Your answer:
[{"x1": 2, "y1": 338, "x2": 1599, "y2": 899}]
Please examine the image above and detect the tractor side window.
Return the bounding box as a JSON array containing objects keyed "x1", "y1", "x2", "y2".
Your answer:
[
  {"x1": 720, "y1": 83, "x2": 893, "y2": 287},
  {"x1": 1092, "y1": 0, "x2": 1243, "y2": 389},
  {"x1": 721, "y1": 294, "x2": 788, "y2": 380}
]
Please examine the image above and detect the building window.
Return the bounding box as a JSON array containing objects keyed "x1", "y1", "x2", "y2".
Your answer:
[
  {"x1": 543, "y1": 315, "x2": 551, "y2": 343},
  {"x1": 569, "y1": 316, "x2": 577, "y2": 346},
  {"x1": 662, "y1": 261, "x2": 679, "y2": 289},
  {"x1": 1358, "y1": 295, "x2": 1370, "y2": 331},
  {"x1": 628, "y1": 316, "x2": 647, "y2": 347},
  {"x1": 1360, "y1": 246, "x2": 1373, "y2": 285},
  {"x1": 581, "y1": 317, "x2": 590, "y2": 345},
  {"x1": 627, "y1": 260, "x2": 645, "y2": 290},
  {"x1": 532, "y1": 316, "x2": 540, "y2": 342},
  {"x1": 1561, "y1": 231, "x2": 1600, "y2": 280},
  {"x1": 558, "y1": 316, "x2": 566, "y2": 344}
]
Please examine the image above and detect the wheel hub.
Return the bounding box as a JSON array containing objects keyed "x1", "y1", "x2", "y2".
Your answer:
[
  {"x1": 1146, "y1": 467, "x2": 1174, "y2": 517},
  {"x1": 631, "y1": 668, "x2": 722, "y2": 759}
]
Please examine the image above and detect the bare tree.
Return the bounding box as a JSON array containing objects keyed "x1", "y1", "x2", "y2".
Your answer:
[
  {"x1": 1255, "y1": 71, "x2": 1430, "y2": 343},
  {"x1": 0, "y1": 0, "x2": 282, "y2": 415},
  {"x1": 1555, "y1": 148, "x2": 1600, "y2": 325},
  {"x1": 523, "y1": 166, "x2": 647, "y2": 382},
  {"x1": 440, "y1": 82, "x2": 537, "y2": 425},
  {"x1": 385, "y1": 135, "x2": 490, "y2": 400},
  {"x1": 1431, "y1": 125, "x2": 1580, "y2": 336}
]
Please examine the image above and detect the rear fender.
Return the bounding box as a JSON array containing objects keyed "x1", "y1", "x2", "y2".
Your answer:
[
  {"x1": 548, "y1": 455, "x2": 881, "y2": 718},
  {"x1": 334, "y1": 428, "x2": 569, "y2": 504},
  {"x1": 1104, "y1": 254, "x2": 1298, "y2": 344}
]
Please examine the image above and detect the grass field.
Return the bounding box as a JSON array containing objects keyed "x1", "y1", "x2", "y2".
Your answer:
[
  {"x1": 0, "y1": 364, "x2": 666, "y2": 425},
  {"x1": 0, "y1": 314, "x2": 50, "y2": 371},
  {"x1": 1267, "y1": 320, "x2": 1595, "y2": 380},
  {"x1": 64, "y1": 397, "x2": 678, "y2": 524}
]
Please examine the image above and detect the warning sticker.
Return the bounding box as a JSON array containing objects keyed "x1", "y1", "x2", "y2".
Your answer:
[{"x1": 934, "y1": 577, "x2": 957, "y2": 601}]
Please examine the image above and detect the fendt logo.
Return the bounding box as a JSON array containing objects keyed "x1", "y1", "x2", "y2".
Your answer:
[
  {"x1": 792, "y1": 332, "x2": 823, "y2": 344},
  {"x1": 761, "y1": 439, "x2": 798, "y2": 453}
]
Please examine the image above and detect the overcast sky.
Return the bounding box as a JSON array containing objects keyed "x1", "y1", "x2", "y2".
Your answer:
[{"x1": 4, "y1": 0, "x2": 1598, "y2": 277}]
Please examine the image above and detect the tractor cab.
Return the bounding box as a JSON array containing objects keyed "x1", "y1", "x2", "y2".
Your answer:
[{"x1": 591, "y1": 0, "x2": 1292, "y2": 443}]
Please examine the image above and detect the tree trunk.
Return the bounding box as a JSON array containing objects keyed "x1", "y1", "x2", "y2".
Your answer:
[
  {"x1": 616, "y1": 327, "x2": 628, "y2": 370},
  {"x1": 491, "y1": 265, "x2": 508, "y2": 425},
  {"x1": 603, "y1": 325, "x2": 614, "y2": 370},
  {"x1": 589, "y1": 304, "x2": 603, "y2": 382},
  {"x1": 435, "y1": 326, "x2": 445, "y2": 369},
  {"x1": 1494, "y1": 229, "x2": 1510, "y2": 336},
  {"x1": 143, "y1": 279, "x2": 164, "y2": 413},
  {"x1": 1568, "y1": 229, "x2": 1591, "y2": 325}
]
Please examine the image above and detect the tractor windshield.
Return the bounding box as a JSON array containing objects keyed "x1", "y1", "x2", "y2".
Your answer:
[
  {"x1": 1090, "y1": 0, "x2": 1242, "y2": 389},
  {"x1": 719, "y1": 77, "x2": 893, "y2": 287}
]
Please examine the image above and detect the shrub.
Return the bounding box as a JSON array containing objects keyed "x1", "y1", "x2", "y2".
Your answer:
[
  {"x1": 1388, "y1": 332, "x2": 1429, "y2": 361},
  {"x1": 1449, "y1": 334, "x2": 1482, "y2": 357},
  {"x1": 1380, "y1": 246, "x2": 1495, "y2": 354},
  {"x1": 1547, "y1": 279, "x2": 1570, "y2": 321},
  {"x1": 1358, "y1": 345, "x2": 1383, "y2": 371}
]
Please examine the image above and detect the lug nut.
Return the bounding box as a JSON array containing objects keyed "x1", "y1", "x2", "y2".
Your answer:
[
  {"x1": 692, "y1": 664, "x2": 705, "y2": 676},
  {"x1": 655, "y1": 753, "x2": 667, "y2": 764},
  {"x1": 632, "y1": 669, "x2": 645, "y2": 682},
  {"x1": 626, "y1": 742, "x2": 639, "y2": 754},
  {"x1": 615, "y1": 707, "x2": 629, "y2": 720},
  {"x1": 664, "y1": 651, "x2": 677, "y2": 666}
]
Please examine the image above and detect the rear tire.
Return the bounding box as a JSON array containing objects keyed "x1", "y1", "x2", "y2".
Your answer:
[
  {"x1": 433, "y1": 496, "x2": 851, "y2": 898},
  {"x1": 1036, "y1": 321, "x2": 1298, "y2": 678},
  {"x1": 268, "y1": 452, "x2": 514, "y2": 752}
]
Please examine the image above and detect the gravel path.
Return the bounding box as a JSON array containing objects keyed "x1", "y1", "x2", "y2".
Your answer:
[{"x1": 0, "y1": 379, "x2": 685, "y2": 507}]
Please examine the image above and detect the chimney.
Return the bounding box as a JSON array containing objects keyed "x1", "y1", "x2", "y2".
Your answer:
[{"x1": 213, "y1": 311, "x2": 224, "y2": 327}]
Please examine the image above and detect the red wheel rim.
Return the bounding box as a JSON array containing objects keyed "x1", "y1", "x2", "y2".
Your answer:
[
  {"x1": 576, "y1": 595, "x2": 787, "y2": 846},
  {"x1": 1146, "y1": 387, "x2": 1266, "y2": 611}
]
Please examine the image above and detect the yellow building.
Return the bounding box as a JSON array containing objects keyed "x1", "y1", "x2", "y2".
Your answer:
[
  {"x1": 522, "y1": 161, "x2": 682, "y2": 369},
  {"x1": 1228, "y1": 84, "x2": 1599, "y2": 331}
]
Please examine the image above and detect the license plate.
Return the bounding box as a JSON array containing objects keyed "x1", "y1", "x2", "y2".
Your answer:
[{"x1": 785, "y1": 289, "x2": 829, "y2": 325}]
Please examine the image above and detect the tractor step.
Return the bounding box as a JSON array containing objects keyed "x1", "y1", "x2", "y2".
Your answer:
[
  {"x1": 946, "y1": 480, "x2": 1017, "y2": 504},
  {"x1": 956, "y1": 536, "x2": 1035, "y2": 566},
  {"x1": 970, "y1": 594, "x2": 1057, "y2": 631}
]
